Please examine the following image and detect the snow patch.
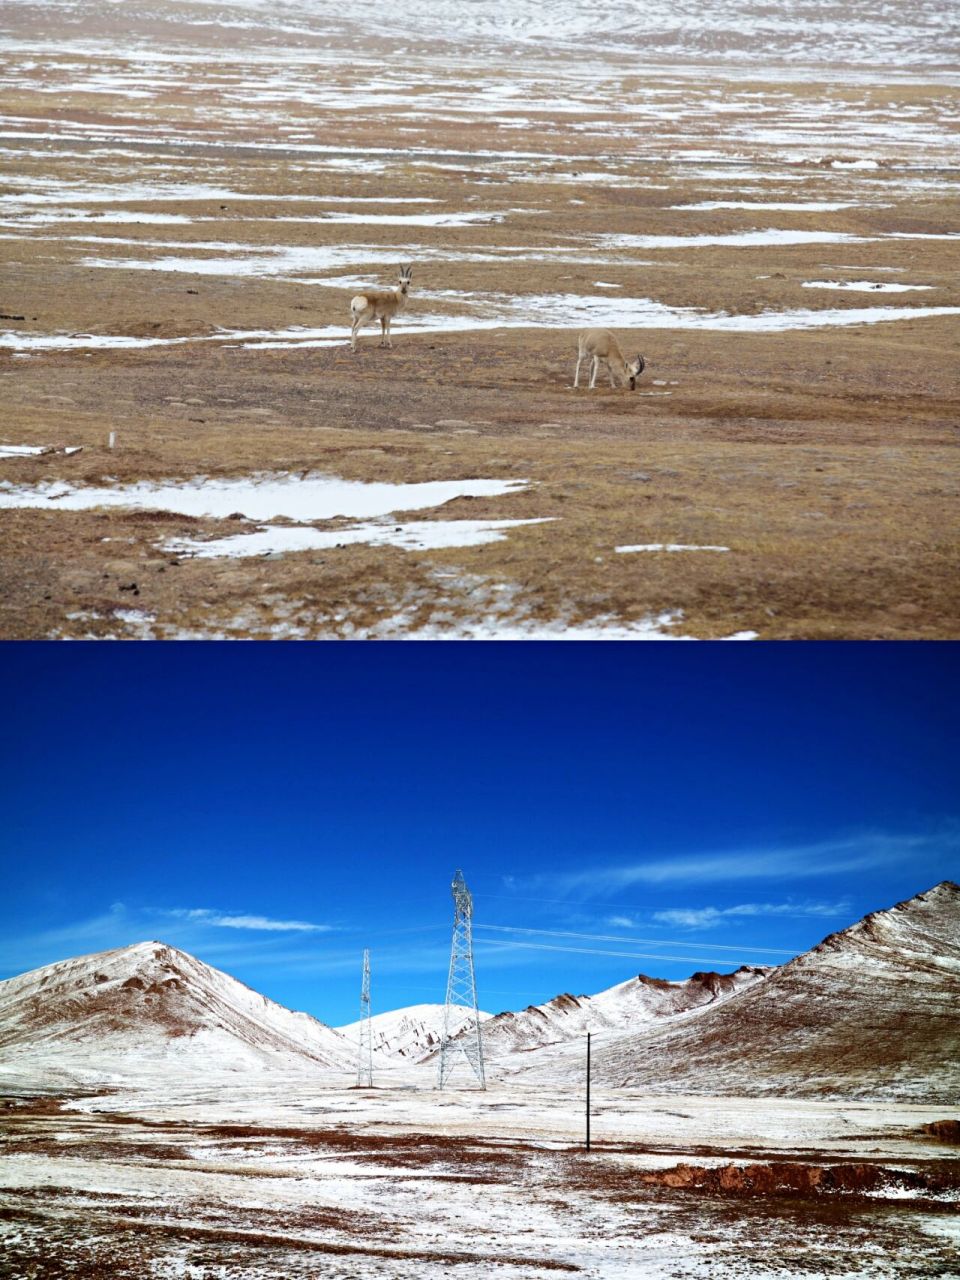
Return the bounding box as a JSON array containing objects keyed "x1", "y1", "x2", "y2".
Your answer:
[
  {"x1": 355, "y1": 612, "x2": 758, "y2": 642},
  {"x1": 598, "y1": 229, "x2": 868, "y2": 249},
  {"x1": 672, "y1": 200, "x2": 859, "y2": 211},
  {"x1": 616, "y1": 543, "x2": 731, "y2": 553},
  {"x1": 0, "y1": 443, "x2": 83, "y2": 457},
  {"x1": 164, "y1": 517, "x2": 554, "y2": 559},
  {"x1": 0, "y1": 473, "x2": 532, "y2": 522},
  {"x1": 802, "y1": 279, "x2": 935, "y2": 292}
]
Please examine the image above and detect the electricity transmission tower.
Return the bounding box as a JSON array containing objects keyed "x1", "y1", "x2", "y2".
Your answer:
[
  {"x1": 438, "y1": 869, "x2": 486, "y2": 1090},
  {"x1": 356, "y1": 948, "x2": 373, "y2": 1088}
]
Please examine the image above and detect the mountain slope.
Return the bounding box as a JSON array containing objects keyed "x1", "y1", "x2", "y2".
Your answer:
[
  {"x1": 478, "y1": 966, "x2": 770, "y2": 1057},
  {"x1": 337, "y1": 1002, "x2": 492, "y2": 1061},
  {"x1": 0, "y1": 941, "x2": 353, "y2": 1078},
  {"x1": 513, "y1": 882, "x2": 960, "y2": 1101}
]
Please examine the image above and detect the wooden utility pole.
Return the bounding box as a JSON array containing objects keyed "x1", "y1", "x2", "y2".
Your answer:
[{"x1": 585, "y1": 1031, "x2": 591, "y2": 1151}]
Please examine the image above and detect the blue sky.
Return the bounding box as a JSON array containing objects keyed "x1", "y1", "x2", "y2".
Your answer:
[{"x1": 1, "y1": 644, "x2": 957, "y2": 1026}]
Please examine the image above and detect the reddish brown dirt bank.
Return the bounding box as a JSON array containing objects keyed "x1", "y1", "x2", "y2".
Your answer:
[{"x1": 640, "y1": 1159, "x2": 960, "y2": 1202}]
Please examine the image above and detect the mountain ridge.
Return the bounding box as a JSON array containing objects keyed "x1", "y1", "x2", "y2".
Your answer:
[
  {"x1": 2, "y1": 883, "x2": 956, "y2": 1099},
  {"x1": 510, "y1": 879, "x2": 960, "y2": 1101},
  {"x1": 0, "y1": 939, "x2": 353, "y2": 1075},
  {"x1": 473, "y1": 964, "x2": 771, "y2": 1059},
  {"x1": 337, "y1": 1003, "x2": 494, "y2": 1061}
]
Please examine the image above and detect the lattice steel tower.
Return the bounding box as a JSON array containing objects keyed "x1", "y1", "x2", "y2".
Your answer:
[
  {"x1": 356, "y1": 948, "x2": 373, "y2": 1088},
  {"x1": 438, "y1": 869, "x2": 486, "y2": 1089}
]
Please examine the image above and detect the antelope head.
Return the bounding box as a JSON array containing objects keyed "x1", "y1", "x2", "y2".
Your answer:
[
  {"x1": 627, "y1": 354, "x2": 646, "y2": 390},
  {"x1": 398, "y1": 263, "x2": 413, "y2": 295}
]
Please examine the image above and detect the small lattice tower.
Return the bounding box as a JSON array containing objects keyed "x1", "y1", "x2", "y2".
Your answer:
[
  {"x1": 356, "y1": 948, "x2": 373, "y2": 1088},
  {"x1": 438, "y1": 869, "x2": 486, "y2": 1089}
]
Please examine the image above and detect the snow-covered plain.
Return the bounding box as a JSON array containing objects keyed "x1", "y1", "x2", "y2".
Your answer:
[
  {"x1": 3, "y1": 0, "x2": 958, "y2": 67},
  {"x1": 2, "y1": 1083, "x2": 956, "y2": 1279}
]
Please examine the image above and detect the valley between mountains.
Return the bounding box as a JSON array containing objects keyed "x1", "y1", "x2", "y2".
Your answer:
[{"x1": 1, "y1": 883, "x2": 958, "y2": 1278}]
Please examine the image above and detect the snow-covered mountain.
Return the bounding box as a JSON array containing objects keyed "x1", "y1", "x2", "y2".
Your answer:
[
  {"x1": 513, "y1": 881, "x2": 960, "y2": 1102},
  {"x1": 0, "y1": 940, "x2": 354, "y2": 1080},
  {"x1": 3, "y1": 884, "x2": 956, "y2": 1101},
  {"x1": 478, "y1": 966, "x2": 769, "y2": 1057},
  {"x1": 337, "y1": 1003, "x2": 493, "y2": 1061}
]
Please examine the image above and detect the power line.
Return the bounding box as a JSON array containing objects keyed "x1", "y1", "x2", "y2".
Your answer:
[
  {"x1": 474, "y1": 922, "x2": 794, "y2": 957},
  {"x1": 472, "y1": 889, "x2": 850, "y2": 923},
  {"x1": 362, "y1": 983, "x2": 553, "y2": 1000},
  {"x1": 479, "y1": 937, "x2": 780, "y2": 968}
]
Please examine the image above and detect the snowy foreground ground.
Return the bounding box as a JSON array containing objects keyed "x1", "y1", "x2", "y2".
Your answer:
[{"x1": 1, "y1": 1071, "x2": 958, "y2": 1279}]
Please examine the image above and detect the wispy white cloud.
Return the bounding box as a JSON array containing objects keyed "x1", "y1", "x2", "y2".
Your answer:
[
  {"x1": 0, "y1": 903, "x2": 336, "y2": 981},
  {"x1": 652, "y1": 899, "x2": 851, "y2": 929},
  {"x1": 476, "y1": 921, "x2": 793, "y2": 957},
  {"x1": 0, "y1": 903, "x2": 132, "y2": 959},
  {"x1": 0, "y1": 907, "x2": 480, "y2": 987},
  {"x1": 515, "y1": 829, "x2": 958, "y2": 897},
  {"x1": 167, "y1": 908, "x2": 333, "y2": 933}
]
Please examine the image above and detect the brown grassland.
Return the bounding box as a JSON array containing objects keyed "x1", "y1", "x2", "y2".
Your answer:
[{"x1": 0, "y1": 16, "x2": 958, "y2": 639}]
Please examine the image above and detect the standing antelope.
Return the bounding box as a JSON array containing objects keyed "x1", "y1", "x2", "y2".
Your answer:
[
  {"x1": 349, "y1": 264, "x2": 413, "y2": 351},
  {"x1": 574, "y1": 328, "x2": 645, "y2": 390}
]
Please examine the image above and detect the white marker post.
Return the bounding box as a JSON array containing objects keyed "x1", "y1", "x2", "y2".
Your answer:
[{"x1": 585, "y1": 1031, "x2": 591, "y2": 1151}]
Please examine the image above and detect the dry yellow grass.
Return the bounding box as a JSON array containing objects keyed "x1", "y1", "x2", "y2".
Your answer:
[{"x1": 1, "y1": 26, "x2": 958, "y2": 637}]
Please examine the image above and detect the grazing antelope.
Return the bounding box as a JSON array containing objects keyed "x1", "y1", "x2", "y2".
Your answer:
[
  {"x1": 574, "y1": 328, "x2": 645, "y2": 390},
  {"x1": 349, "y1": 264, "x2": 413, "y2": 351}
]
